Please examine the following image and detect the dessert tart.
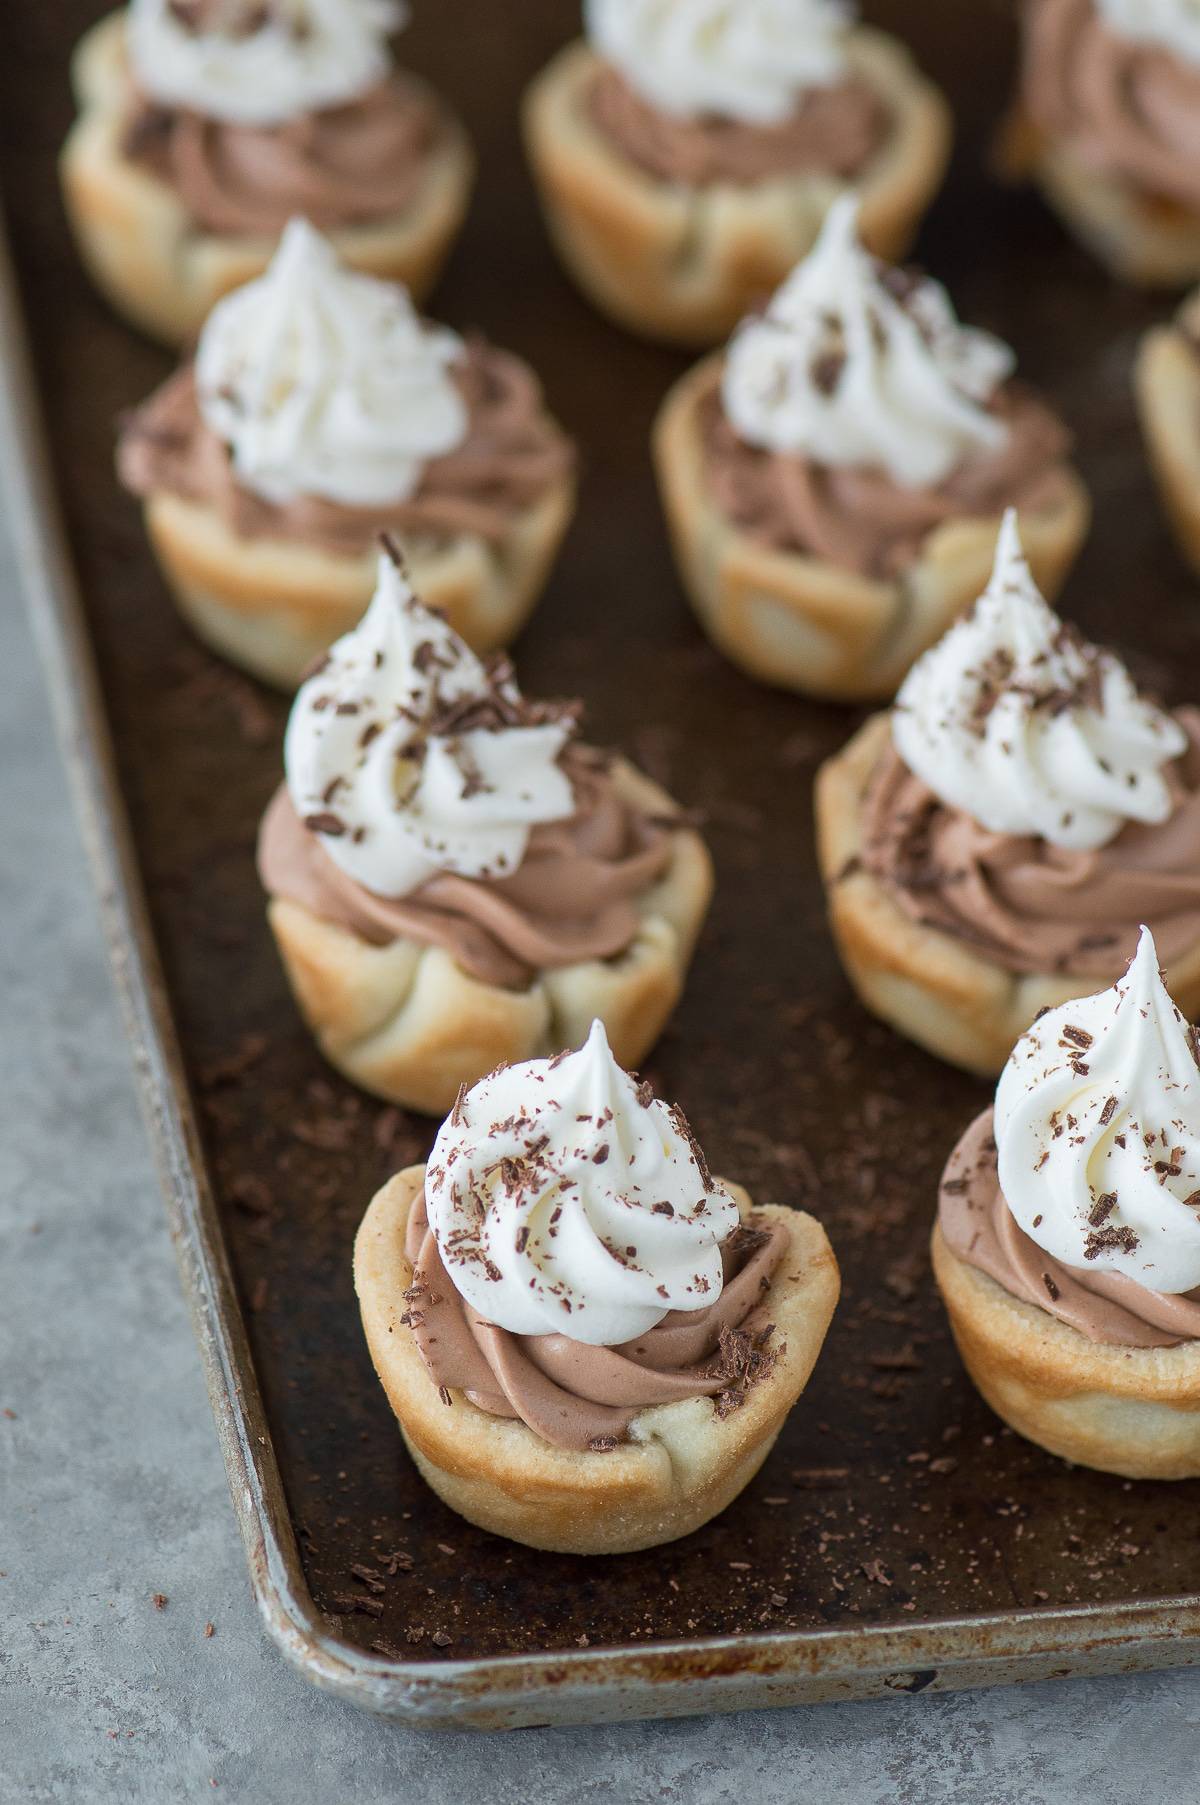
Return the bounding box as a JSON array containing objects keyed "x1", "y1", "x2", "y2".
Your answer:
[
  {"x1": 934, "y1": 929, "x2": 1200, "y2": 1479},
  {"x1": 118, "y1": 220, "x2": 576, "y2": 687},
  {"x1": 1006, "y1": 0, "x2": 1200, "y2": 288},
  {"x1": 61, "y1": 0, "x2": 474, "y2": 345},
  {"x1": 258, "y1": 547, "x2": 714, "y2": 1114},
  {"x1": 522, "y1": 0, "x2": 951, "y2": 346},
  {"x1": 354, "y1": 1021, "x2": 841, "y2": 1552},
  {"x1": 817, "y1": 513, "x2": 1200, "y2": 1075},
  {"x1": 1135, "y1": 285, "x2": 1200, "y2": 575},
  {"x1": 654, "y1": 201, "x2": 1090, "y2": 702}
]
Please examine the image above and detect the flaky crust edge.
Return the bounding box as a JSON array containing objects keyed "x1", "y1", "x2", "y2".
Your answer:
[
  {"x1": 59, "y1": 10, "x2": 475, "y2": 347},
  {"x1": 354, "y1": 1165, "x2": 840, "y2": 1552},
  {"x1": 521, "y1": 32, "x2": 951, "y2": 348},
  {"x1": 815, "y1": 713, "x2": 1200, "y2": 1075},
  {"x1": 265, "y1": 761, "x2": 715, "y2": 1115},
  {"x1": 138, "y1": 471, "x2": 577, "y2": 688},
  {"x1": 653, "y1": 355, "x2": 1091, "y2": 703},
  {"x1": 933, "y1": 1222, "x2": 1200, "y2": 1480}
]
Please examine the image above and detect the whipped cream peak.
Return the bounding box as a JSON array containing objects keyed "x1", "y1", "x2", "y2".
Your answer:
[
  {"x1": 1096, "y1": 0, "x2": 1200, "y2": 68},
  {"x1": 996, "y1": 928, "x2": 1200, "y2": 1294},
  {"x1": 195, "y1": 218, "x2": 467, "y2": 510},
  {"x1": 127, "y1": 0, "x2": 406, "y2": 127},
  {"x1": 721, "y1": 196, "x2": 1016, "y2": 488},
  {"x1": 892, "y1": 510, "x2": 1187, "y2": 853},
  {"x1": 283, "y1": 550, "x2": 576, "y2": 898},
  {"x1": 584, "y1": 0, "x2": 852, "y2": 125},
  {"x1": 425, "y1": 1019, "x2": 742, "y2": 1344}
]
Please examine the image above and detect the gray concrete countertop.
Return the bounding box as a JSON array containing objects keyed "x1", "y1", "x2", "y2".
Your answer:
[{"x1": 3, "y1": 521, "x2": 1199, "y2": 1805}]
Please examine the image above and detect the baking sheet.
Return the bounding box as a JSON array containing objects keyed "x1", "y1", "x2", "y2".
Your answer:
[{"x1": 4, "y1": 0, "x2": 1200, "y2": 1727}]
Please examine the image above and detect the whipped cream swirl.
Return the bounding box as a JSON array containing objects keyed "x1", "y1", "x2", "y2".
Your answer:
[
  {"x1": 1095, "y1": 0, "x2": 1200, "y2": 67},
  {"x1": 721, "y1": 197, "x2": 1014, "y2": 488},
  {"x1": 284, "y1": 551, "x2": 575, "y2": 899},
  {"x1": 425, "y1": 1020, "x2": 741, "y2": 1344},
  {"x1": 584, "y1": 0, "x2": 852, "y2": 125},
  {"x1": 996, "y1": 927, "x2": 1200, "y2": 1294},
  {"x1": 127, "y1": 0, "x2": 405, "y2": 128},
  {"x1": 195, "y1": 219, "x2": 467, "y2": 510},
  {"x1": 893, "y1": 511, "x2": 1186, "y2": 853}
]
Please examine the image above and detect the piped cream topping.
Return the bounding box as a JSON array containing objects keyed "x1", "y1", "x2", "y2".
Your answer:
[{"x1": 892, "y1": 511, "x2": 1187, "y2": 853}]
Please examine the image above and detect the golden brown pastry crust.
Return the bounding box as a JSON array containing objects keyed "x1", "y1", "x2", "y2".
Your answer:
[
  {"x1": 521, "y1": 32, "x2": 951, "y2": 348},
  {"x1": 933, "y1": 1221, "x2": 1200, "y2": 1479},
  {"x1": 815, "y1": 713, "x2": 1200, "y2": 1075},
  {"x1": 654, "y1": 356, "x2": 1091, "y2": 703},
  {"x1": 355, "y1": 1166, "x2": 840, "y2": 1552},
  {"x1": 138, "y1": 470, "x2": 576, "y2": 688},
  {"x1": 1003, "y1": 107, "x2": 1200, "y2": 289},
  {"x1": 59, "y1": 11, "x2": 475, "y2": 346},
  {"x1": 1135, "y1": 313, "x2": 1200, "y2": 575},
  {"x1": 266, "y1": 762, "x2": 715, "y2": 1115}
]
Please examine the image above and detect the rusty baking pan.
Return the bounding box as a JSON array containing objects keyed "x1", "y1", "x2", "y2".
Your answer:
[{"x1": 5, "y1": 0, "x2": 1200, "y2": 1728}]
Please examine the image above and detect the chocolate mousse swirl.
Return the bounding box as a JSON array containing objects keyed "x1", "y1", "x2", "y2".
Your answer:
[
  {"x1": 701, "y1": 370, "x2": 1073, "y2": 579},
  {"x1": 259, "y1": 742, "x2": 675, "y2": 990},
  {"x1": 587, "y1": 64, "x2": 888, "y2": 186},
  {"x1": 860, "y1": 707, "x2": 1200, "y2": 979},
  {"x1": 941, "y1": 1110, "x2": 1200, "y2": 1348},
  {"x1": 1023, "y1": 0, "x2": 1200, "y2": 213},
  {"x1": 123, "y1": 73, "x2": 442, "y2": 236},
  {"x1": 118, "y1": 338, "x2": 575, "y2": 556},
  {"x1": 402, "y1": 1188, "x2": 787, "y2": 1450}
]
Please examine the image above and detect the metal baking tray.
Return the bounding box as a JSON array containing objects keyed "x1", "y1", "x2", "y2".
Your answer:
[{"x1": 6, "y1": 0, "x2": 1200, "y2": 1729}]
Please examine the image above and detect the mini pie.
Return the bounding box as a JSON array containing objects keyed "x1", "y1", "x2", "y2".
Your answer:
[
  {"x1": 1135, "y1": 287, "x2": 1200, "y2": 575},
  {"x1": 61, "y1": 1, "x2": 474, "y2": 346},
  {"x1": 934, "y1": 930, "x2": 1200, "y2": 1480},
  {"x1": 118, "y1": 220, "x2": 576, "y2": 688},
  {"x1": 354, "y1": 1025, "x2": 840, "y2": 1552},
  {"x1": 1004, "y1": 0, "x2": 1200, "y2": 288},
  {"x1": 654, "y1": 200, "x2": 1089, "y2": 703},
  {"x1": 259, "y1": 549, "x2": 714, "y2": 1116},
  {"x1": 522, "y1": 0, "x2": 951, "y2": 346},
  {"x1": 816, "y1": 514, "x2": 1200, "y2": 1075}
]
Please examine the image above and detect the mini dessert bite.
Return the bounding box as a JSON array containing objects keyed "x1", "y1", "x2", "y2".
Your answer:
[
  {"x1": 816, "y1": 513, "x2": 1200, "y2": 1075},
  {"x1": 258, "y1": 548, "x2": 714, "y2": 1114},
  {"x1": 522, "y1": 0, "x2": 951, "y2": 346},
  {"x1": 934, "y1": 929, "x2": 1200, "y2": 1479},
  {"x1": 1135, "y1": 285, "x2": 1200, "y2": 575},
  {"x1": 1007, "y1": 0, "x2": 1200, "y2": 288},
  {"x1": 117, "y1": 220, "x2": 576, "y2": 687},
  {"x1": 654, "y1": 201, "x2": 1089, "y2": 701},
  {"x1": 61, "y1": 0, "x2": 474, "y2": 344},
  {"x1": 354, "y1": 1021, "x2": 840, "y2": 1552}
]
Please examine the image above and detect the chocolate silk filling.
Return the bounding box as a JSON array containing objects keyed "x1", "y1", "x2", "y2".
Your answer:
[
  {"x1": 587, "y1": 63, "x2": 889, "y2": 186},
  {"x1": 700, "y1": 369, "x2": 1074, "y2": 580},
  {"x1": 122, "y1": 74, "x2": 443, "y2": 236},
  {"x1": 258, "y1": 745, "x2": 675, "y2": 990},
  {"x1": 402, "y1": 1188, "x2": 789, "y2": 1451},
  {"x1": 1023, "y1": 0, "x2": 1200, "y2": 213},
  {"x1": 859, "y1": 707, "x2": 1200, "y2": 980},
  {"x1": 941, "y1": 1109, "x2": 1200, "y2": 1347},
  {"x1": 117, "y1": 339, "x2": 575, "y2": 556}
]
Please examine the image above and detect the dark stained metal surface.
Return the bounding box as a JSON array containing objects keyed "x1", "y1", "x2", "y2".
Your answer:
[{"x1": 5, "y1": 0, "x2": 1200, "y2": 1726}]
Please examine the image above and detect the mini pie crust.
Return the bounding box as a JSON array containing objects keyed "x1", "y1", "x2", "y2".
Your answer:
[
  {"x1": 266, "y1": 762, "x2": 715, "y2": 1115},
  {"x1": 933, "y1": 1222, "x2": 1200, "y2": 1479},
  {"x1": 653, "y1": 355, "x2": 1091, "y2": 704},
  {"x1": 521, "y1": 32, "x2": 952, "y2": 348},
  {"x1": 137, "y1": 468, "x2": 577, "y2": 689},
  {"x1": 1003, "y1": 109, "x2": 1200, "y2": 289},
  {"x1": 354, "y1": 1165, "x2": 840, "y2": 1553},
  {"x1": 60, "y1": 11, "x2": 475, "y2": 346},
  {"x1": 815, "y1": 713, "x2": 1200, "y2": 1075},
  {"x1": 1135, "y1": 309, "x2": 1200, "y2": 577}
]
